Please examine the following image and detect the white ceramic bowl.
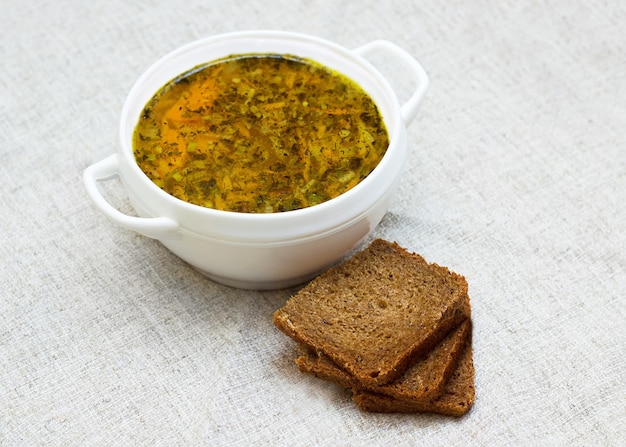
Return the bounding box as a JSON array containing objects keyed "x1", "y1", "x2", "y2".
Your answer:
[{"x1": 84, "y1": 30, "x2": 428, "y2": 289}]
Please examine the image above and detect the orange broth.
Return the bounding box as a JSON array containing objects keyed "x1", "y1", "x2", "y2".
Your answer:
[{"x1": 133, "y1": 54, "x2": 389, "y2": 213}]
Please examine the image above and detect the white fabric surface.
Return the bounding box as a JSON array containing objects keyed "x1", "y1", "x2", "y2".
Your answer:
[{"x1": 1, "y1": 1, "x2": 625, "y2": 445}]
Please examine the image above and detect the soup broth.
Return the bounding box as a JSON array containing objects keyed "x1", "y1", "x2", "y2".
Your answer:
[{"x1": 133, "y1": 54, "x2": 389, "y2": 213}]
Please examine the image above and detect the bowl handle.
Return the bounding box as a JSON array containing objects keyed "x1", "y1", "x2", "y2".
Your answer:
[
  {"x1": 354, "y1": 40, "x2": 429, "y2": 126},
  {"x1": 83, "y1": 154, "x2": 180, "y2": 240}
]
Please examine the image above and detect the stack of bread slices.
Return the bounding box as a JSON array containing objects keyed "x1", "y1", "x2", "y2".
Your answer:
[{"x1": 273, "y1": 239, "x2": 475, "y2": 416}]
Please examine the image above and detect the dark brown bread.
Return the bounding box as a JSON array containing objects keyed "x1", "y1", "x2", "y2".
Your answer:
[
  {"x1": 273, "y1": 239, "x2": 469, "y2": 386},
  {"x1": 352, "y1": 342, "x2": 475, "y2": 416},
  {"x1": 297, "y1": 319, "x2": 471, "y2": 402}
]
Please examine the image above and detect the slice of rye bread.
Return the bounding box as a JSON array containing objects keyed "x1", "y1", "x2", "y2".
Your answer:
[
  {"x1": 352, "y1": 341, "x2": 475, "y2": 416},
  {"x1": 273, "y1": 239, "x2": 469, "y2": 386},
  {"x1": 296, "y1": 319, "x2": 471, "y2": 402}
]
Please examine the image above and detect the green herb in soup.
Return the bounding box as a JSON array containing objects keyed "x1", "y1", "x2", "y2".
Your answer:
[{"x1": 133, "y1": 54, "x2": 389, "y2": 213}]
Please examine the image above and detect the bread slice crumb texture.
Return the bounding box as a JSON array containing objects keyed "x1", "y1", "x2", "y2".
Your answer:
[{"x1": 273, "y1": 239, "x2": 469, "y2": 386}]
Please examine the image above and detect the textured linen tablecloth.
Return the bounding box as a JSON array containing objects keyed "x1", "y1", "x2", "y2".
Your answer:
[{"x1": 1, "y1": 1, "x2": 624, "y2": 445}]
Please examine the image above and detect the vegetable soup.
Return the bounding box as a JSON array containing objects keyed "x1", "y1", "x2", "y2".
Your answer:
[{"x1": 133, "y1": 54, "x2": 389, "y2": 213}]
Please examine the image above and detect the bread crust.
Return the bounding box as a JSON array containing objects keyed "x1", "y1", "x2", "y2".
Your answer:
[
  {"x1": 352, "y1": 342, "x2": 475, "y2": 417},
  {"x1": 297, "y1": 319, "x2": 471, "y2": 402}
]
